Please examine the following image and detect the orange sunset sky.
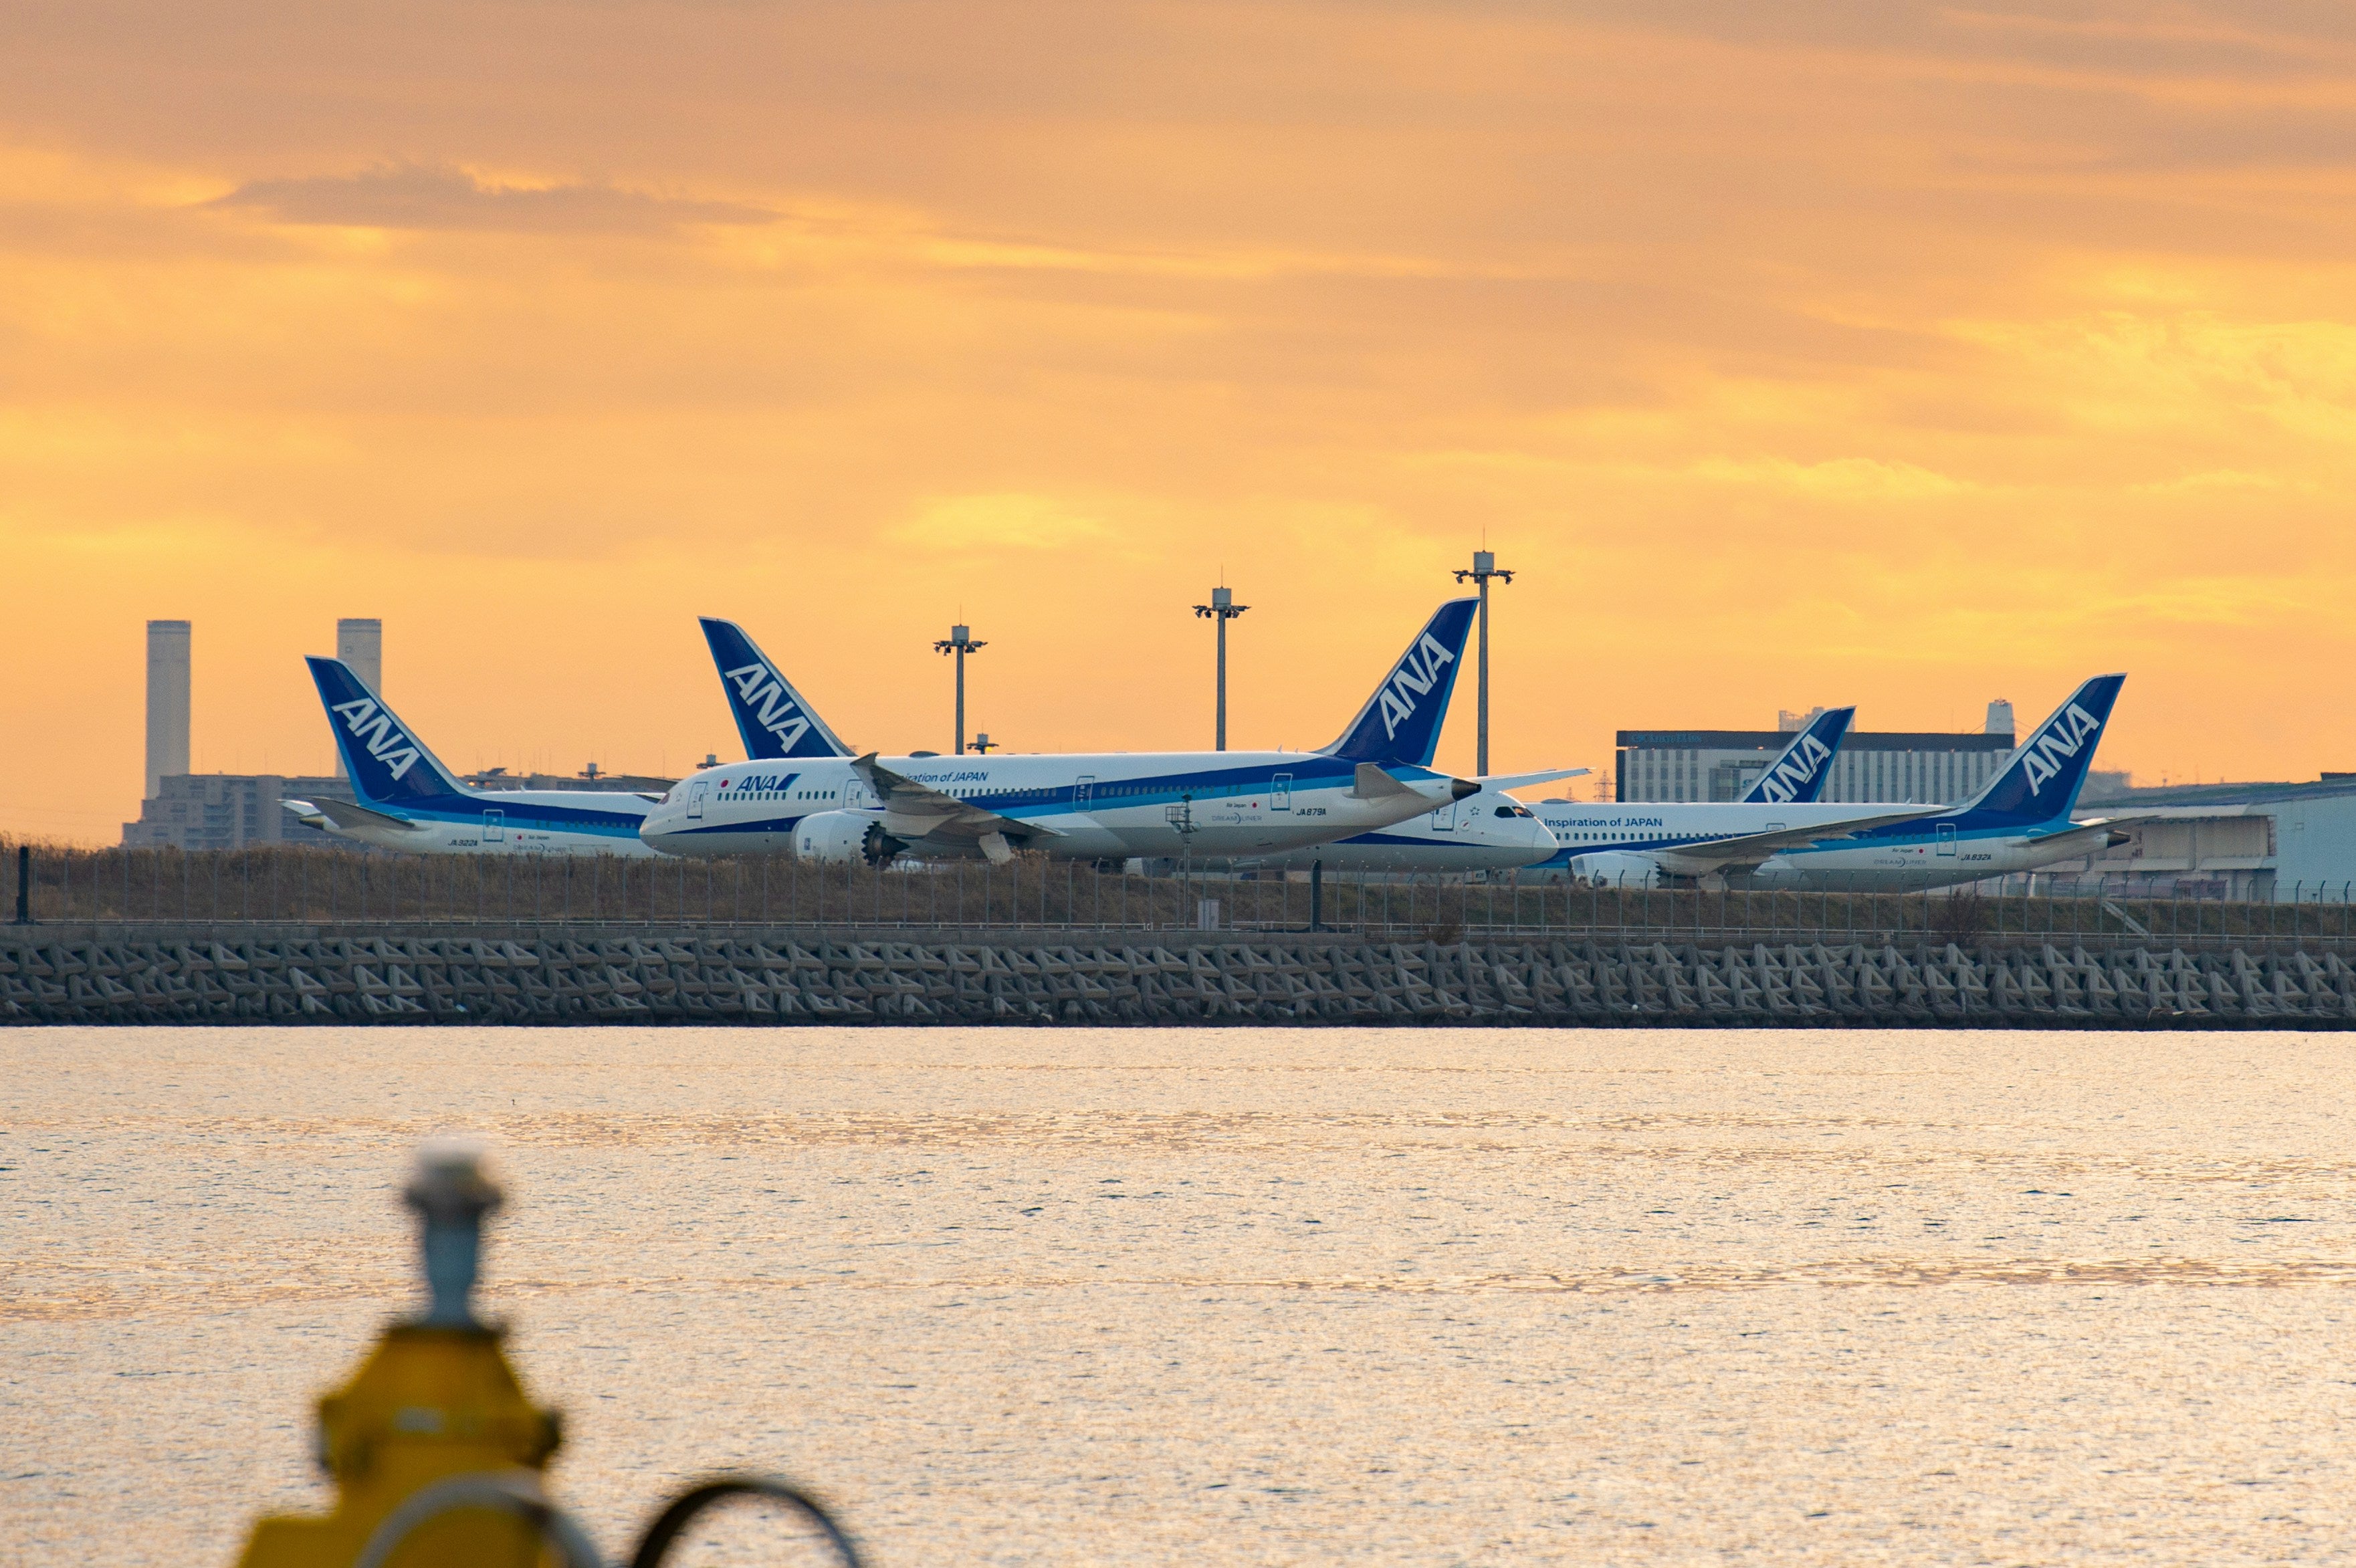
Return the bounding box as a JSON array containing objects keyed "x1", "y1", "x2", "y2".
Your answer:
[{"x1": 5, "y1": 1, "x2": 2354, "y2": 842}]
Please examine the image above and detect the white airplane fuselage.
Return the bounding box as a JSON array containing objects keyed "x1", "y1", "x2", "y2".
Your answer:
[
  {"x1": 294, "y1": 789, "x2": 662, "y2": 857},
  {"x1": 1253, "y1": 788, "x2": 1556, "y2": 873},
  {"x1": 639, "y1": 751, "x2": 1464, "y2": 861},
  {"x1": 1531, "y1": 803, "x2": 2115, "y2": 891}
]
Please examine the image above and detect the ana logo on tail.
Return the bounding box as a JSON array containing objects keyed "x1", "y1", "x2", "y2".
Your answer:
[
  {"x1": 724, "y1": 661, "x2": 816, "y2": 754},
  {"x1": 330, "y1": 697, "x2": 423, "y2": 781},
  {"x1": 2022, "y1": 702, "x2": 2103, "y2": 796},
  {"x1": 1755, "y1": 734, "x2": 1833, "y2": 804},
  {"x1": 1379, "y1": 634, "x2": 1459, "y2": 740}
]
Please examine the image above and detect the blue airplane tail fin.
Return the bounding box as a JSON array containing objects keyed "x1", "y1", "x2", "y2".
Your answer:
[
  {"x1": 700, "y1": 618, "x2": 853, "y2": 761},
  {"x1": 1950, "y1": 674, "x2": 2127, "y2": 826},
  {"x1": 304, "y1": 657, "x2": 466, "y2": 805},
  {"x1": 1321, "y1": 598, "x2": 1480, "y2": 768},
  {"x1": 1743, "y1": 705, "x2": 1854, "y2": 804}
]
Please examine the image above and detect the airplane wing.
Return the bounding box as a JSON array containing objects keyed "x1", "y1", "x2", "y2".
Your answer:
[
  {"x1": 1648, "y1": 807, "x2": 1947, "y2": 876},
  {"x1": 283, "y1": 796, "x2": 428, "y2": 833},
  {"x1": 850, "y1": 754, "x2": 1065, "y2": 865},
  {"x1": 1480, "y1": 767, "x2": 1590, "y2": 792}
]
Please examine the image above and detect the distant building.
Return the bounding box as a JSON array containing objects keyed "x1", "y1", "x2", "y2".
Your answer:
[
  {"x1": 1616, "y1": 717, "x2": 2016, "y2": 804},
  {"x1": 461, "y1": 766, "x2": 673, "y2": 795},
  {"x1": 122, "y1": 764, "x2": 674, "y2": 850},
  {"x1": 2076, "y1": 769, "x2": 2135, "y2": 804},
  {"x1": 123, "y1": 774, "x2": 355, "y2": 851}
]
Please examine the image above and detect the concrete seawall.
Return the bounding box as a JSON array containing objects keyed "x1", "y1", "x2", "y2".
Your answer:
[{"x1": 5, "y1": 924, "x2": 2353, "y2": 1026}]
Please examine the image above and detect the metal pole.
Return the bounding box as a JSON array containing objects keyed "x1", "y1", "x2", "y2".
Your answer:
[
  {"x1": 1310, "y1": 859, "x2": 1323, "y2": 932},
  {"x1": 1216, "y1": 614, "x2": 1227, "y2": 751},
  {"x1": 1193, "y1": 585, "x2": 1249, "y2": 752},
  {"x1": 1452, "y1": 551, "x2": 1513, "y2": 778},
  {"x1": 1477, "y1": 574, "x2": 1490, "y2": 777},
  {"x1": 935, "y1": 624, "x2": 988, "y2": 755},
  {"x1": 13, "y1": 844, "x2": 27, "y2": 924}
]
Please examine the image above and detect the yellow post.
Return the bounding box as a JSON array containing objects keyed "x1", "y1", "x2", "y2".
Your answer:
[{"x1": 236, "y1": 1143, "x2": 568, "y2": 1568}]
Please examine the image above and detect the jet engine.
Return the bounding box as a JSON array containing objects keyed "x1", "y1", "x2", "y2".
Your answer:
[
  {"x1": 1564, "y1": 851, "x2": 1671, "y2": 889},
  {"x1": 792, "y1": 810, "x2": 905, "y2": 867}
]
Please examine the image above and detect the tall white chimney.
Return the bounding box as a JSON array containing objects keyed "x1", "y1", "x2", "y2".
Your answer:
[
  {"x1": 145, "y1": 620, "x2": 191, "y2": 798},
  {"x1": 337, "y1": 618, "x2": 383, "y2": 693},
  {"x1": 334, "y1": 619, "x2": 383, "y2": 778}
]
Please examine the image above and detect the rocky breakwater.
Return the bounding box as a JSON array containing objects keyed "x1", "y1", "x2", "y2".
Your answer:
[{"x1": 3, "y1": 928, "x2": 2355, "y2": 1026}]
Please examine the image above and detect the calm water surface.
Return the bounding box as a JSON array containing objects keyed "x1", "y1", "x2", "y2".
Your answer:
[{"x1": 5, "y1": 1026, "x2": 2355, "y2": 1564}]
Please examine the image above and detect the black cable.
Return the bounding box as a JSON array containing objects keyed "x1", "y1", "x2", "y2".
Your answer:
[{"x1": 631, "y1": 1474, "x2": 863, "y2": 1568}]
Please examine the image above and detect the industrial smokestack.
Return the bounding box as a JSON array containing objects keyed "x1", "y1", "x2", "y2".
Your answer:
[
  {"x1": 144, "y1": 620, "x2": 191, "y2": 799},
  {"x1": 337, "y1": 618, "x2": 383, "y2": 692},
  {"x1": 334, "y1": 619, "x2": 383, "y2": 778}
]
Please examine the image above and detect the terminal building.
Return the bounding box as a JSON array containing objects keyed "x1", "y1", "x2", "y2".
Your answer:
[
  {"x1": 1616, "y1": 701, "x2": 2018, "y2": 804},
  {"x1": 120, "y1": 619, "x2": 668, "y2": 851}
]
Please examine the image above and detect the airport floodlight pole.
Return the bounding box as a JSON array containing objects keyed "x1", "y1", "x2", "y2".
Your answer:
[
  {"x1": 1191, "y1": 584, "x2": 1250, "y2": 751},
  {"x1": 1451, "y1": 550, "x2": 1515, "y2": 776},
  {"x1": 933, "y1": 624, "x2": 988, "y2": 754},
  {"x1": 971, "y1": 732, "x2": 998, "y2": 754}
]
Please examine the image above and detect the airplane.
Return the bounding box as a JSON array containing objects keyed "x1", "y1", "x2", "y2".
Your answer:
[
  {"x1": 284, "y1": 657, "x2": 662, "y2": 857},
  {"x1": 1265, "y1": 704, "x2": 1858, "y2": 877},
  {"x1": 695, "y1": 610, "x2": 1566, "y2": 874},
  {"x1": 640, "y1": 598, "x2": 1546, "y2": 865},
  {"x1": 1519, "y1": 704, "x2": 1857, "y2": 879},
  {"x1": 1545, "y1": 675, "x2": 2135, "y2": 893},
  {"x1": 1243, "y1": 773, "x2": 1576, "y2": 875}
]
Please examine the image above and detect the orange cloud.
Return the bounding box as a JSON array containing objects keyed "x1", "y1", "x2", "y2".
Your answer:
[{"x1": 5, "y1": 2, "x2": 2355, "y2": 838}]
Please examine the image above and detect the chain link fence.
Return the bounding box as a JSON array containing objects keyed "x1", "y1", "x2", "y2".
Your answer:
[{"x1": 7, "y1": 840, "x2": 2354, "y2": 947}]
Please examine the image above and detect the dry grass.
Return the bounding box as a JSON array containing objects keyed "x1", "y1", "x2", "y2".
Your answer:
[{"x1": 2, "y1": 838, "x2": 2347, "y2": 943}]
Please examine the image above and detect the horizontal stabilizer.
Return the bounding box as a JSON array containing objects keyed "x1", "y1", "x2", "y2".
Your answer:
[
  {"x1": 1348, "y1": 762, "x2": 1420, "y2": 800},
  {"x1": 2032, "y1": 814, "x2": 2155, "y2": 841},
  {"x1": 2020, "y1": 815, "x2": 2156, "y2": 857},
  {"x1": 284, "y1": 796, "x2": 428, "y2": 833}
]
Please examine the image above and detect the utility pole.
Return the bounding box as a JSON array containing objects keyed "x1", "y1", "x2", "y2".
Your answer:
[
  {"x1": 1191, "y1": 584, "x2": 1249, "y2": 750},
  {"x1": 1452, "y1": 550, "x2": 1514, "y2": 777},
  {"x1": 932, "y1": 624, "x2": 987, "y2": 754}
]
